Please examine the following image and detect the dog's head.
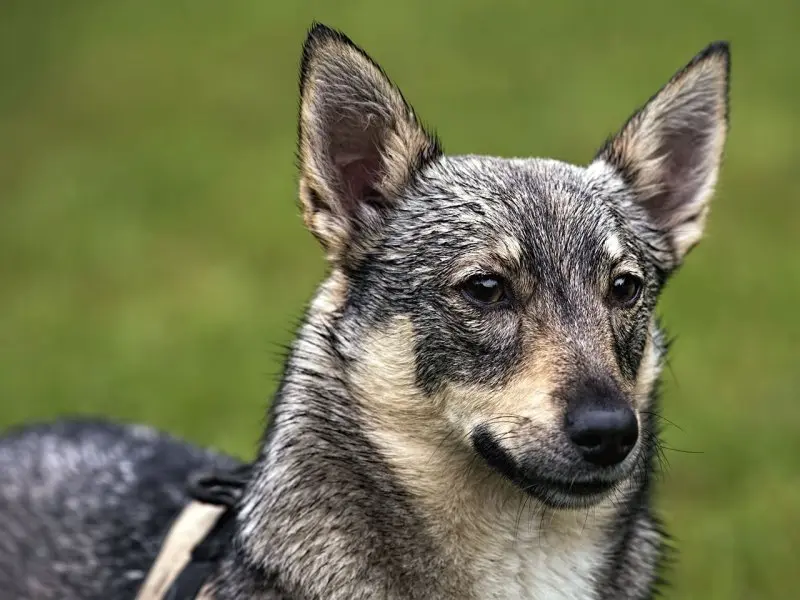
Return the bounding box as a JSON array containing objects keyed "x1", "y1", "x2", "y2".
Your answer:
[{"x1": 295, "y1": 24, "x2": 729, "y2": 509}]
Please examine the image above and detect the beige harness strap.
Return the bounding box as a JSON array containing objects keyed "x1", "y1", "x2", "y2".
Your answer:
[
  {"x1": 194, "y1": 582, "x2": 216, "y2": 600},
  {"x1": 135, "y1": 500, "x2": 226, "y2": 600}
]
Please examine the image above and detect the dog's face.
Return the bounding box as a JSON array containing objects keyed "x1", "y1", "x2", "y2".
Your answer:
[{"x1": 296, "y1": 25, "x2": 729, "y2": 509}]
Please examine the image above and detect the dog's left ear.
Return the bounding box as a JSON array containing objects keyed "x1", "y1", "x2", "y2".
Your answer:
[
  {"x1": 593, "y1": 42, "x2": 730, "y2": 265},
  {"x1": 297, "y1": 23, "x2": 441, "y2": 262}
]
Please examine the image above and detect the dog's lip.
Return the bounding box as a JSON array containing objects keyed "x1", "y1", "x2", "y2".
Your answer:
[{"x1": 531, "y1": 476, "x2": 616, "y2": 497}]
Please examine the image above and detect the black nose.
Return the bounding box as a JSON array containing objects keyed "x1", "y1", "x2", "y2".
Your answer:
[{"x1": 566, "y1": 406, "x2": 638, "y2": 467}]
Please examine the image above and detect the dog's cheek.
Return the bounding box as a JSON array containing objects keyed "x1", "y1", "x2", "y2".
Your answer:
[
  {"x1": 412, "y1": 305, "x2": 524, "y2": 394},
  {"x1": 611, "y1": 305, "x2": 652, "y2": 383}
]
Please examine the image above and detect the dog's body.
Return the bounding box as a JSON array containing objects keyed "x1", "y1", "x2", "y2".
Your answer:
[
  {"x1": 0, "y1": 24, "x2": 730, "y2": 600},
  {"x1": 0, "y1": 419, "x2": 240, "y2": 599}
]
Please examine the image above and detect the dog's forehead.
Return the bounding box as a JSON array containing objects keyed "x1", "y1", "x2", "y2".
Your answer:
[{"x1": 407, "y1": 155, "x2": 621, "y2": 258}]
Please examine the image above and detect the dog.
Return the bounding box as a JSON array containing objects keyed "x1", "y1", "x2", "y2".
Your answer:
[{"x1": 0, "y1": 22, "x2": 730, "y2": 600}]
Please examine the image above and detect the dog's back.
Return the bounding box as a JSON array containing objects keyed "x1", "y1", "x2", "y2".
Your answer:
[{"x1": 0, "y1": 419, "x2": 238, "y2": 600}]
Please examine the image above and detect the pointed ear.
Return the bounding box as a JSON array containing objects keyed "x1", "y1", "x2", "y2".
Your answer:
[
  {"x1": 593, "y1": 42, "x2": 730, "y2": 266},
  {"x1": 296, "y1": 23, "x2": 441, "y2": 262}
]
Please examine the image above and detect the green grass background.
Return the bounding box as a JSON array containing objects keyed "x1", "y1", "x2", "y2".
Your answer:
[{"x1": 1, "y1": 1, "x2": 797, "y2": 597}]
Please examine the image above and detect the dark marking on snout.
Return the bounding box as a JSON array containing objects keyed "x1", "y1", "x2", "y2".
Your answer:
[{"x1": 471, "y1": 424, "x2": 522, "y2": 485}]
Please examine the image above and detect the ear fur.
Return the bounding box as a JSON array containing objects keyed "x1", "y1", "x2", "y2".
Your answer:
[
  {"x1": 297, "y1": 23, "x2": 441, "y2": 262},
  {"x1": 594, "y1": 42, "x2": 731, "y2": 265}
]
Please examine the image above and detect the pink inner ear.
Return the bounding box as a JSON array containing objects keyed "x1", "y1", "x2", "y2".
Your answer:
[
  {"x1": 644, "y1": 124, "x2": 711, "y2": 223},
  {"x1": 331, "y1": 137, "x2": 384, "y2": 212}
]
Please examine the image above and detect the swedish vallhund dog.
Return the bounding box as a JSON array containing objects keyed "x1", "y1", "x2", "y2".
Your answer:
[{"x1": 0, "y1": 22, "x2": 730, "y2": 600}]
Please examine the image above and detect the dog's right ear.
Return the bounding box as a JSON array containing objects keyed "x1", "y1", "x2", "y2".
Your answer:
[
  {"x1": 593, "y1": 42, "x2": 730, "y2": 269},
  {"x1": 297, "y1": 23, "x2": 441, "y2": 262}
]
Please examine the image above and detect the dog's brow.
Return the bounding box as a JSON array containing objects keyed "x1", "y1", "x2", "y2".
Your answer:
[
  {"x1": 603, "y1": 234, "x2": 625, "y2": 262},
  {"x1": 603, "y1": 234, "x2": 643, "y2": 275},
  {"x1": 494, "y1": 235, "x2": 524, "y2": 267},
  {"x1": 449, "y1": 240, "x2": 524, "y2": 283}
]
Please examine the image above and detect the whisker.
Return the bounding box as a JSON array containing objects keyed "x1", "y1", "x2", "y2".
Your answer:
[
  {"x1": 660, "y1": 445, "x2": 703, "y2": 455},
  {"x1": 639, "y1": 410, "x2": 684, "y2": 433}
]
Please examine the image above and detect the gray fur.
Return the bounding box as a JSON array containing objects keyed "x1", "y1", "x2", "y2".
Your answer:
[
  {"x1": 0, "y1": 420, "x2": 238, "y2": 599},
  {"x1": 0, "y1": 23, "x2": 729, "y2": 600}
]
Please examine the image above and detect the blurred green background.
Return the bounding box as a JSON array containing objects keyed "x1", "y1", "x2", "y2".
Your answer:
[{"x1": 1, "y1": 1, "x2": 797, "y2": 597}]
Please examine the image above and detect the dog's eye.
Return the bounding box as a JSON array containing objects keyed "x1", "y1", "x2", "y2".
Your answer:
[
  {"x1": 461, "y1": 275, "x2": 508, "y2": 306},
  {"x1": 609, "y1": 274, "x2": 643, "y2": 307}
]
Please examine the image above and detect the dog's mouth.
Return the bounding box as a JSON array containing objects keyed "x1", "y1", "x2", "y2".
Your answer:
[
  {"x1": 471, "y1": 425, "x2": 630, "y2": 509},
  {"x1": 521, "y1": 477, "x2": 619, "y2": 508}
]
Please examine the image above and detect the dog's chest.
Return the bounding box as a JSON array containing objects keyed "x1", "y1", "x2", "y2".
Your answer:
[{"x1": 466, "y1": 522, "x2": 605, "y2": 600}]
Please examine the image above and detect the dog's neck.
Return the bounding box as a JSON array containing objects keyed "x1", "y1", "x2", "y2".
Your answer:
[{"x1": 229, "y1": 274, "x2": 628, "y2": 600}]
